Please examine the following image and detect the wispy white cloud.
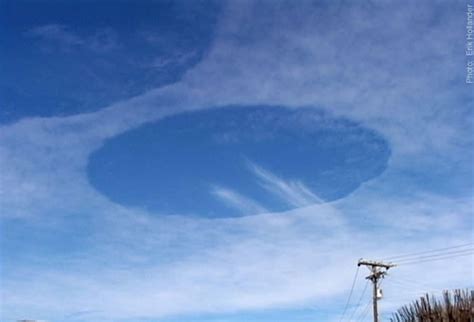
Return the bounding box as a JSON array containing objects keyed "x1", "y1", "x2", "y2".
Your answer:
[
  {"x1": 247, "y1": 161, "x2": 323, "y2": 207},
  {"x1": 211, "y1": 185, "x2": 268, "y2": 215},
  {"x1": 26, "y1": 24, "x2": 84, "y2": 47},
  {"x1": 26, "y1": 24, "x2": 119, "y2": 53},
  {"x1": 151, "y1": 51, "x2": 197, "y2": 69},
  {"x1": 1, "y1": 200, "x2": 471, "y2": 320}
]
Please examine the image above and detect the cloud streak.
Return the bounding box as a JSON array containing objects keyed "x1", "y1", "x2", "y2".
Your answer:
[
  {"x1": 211, "y1": 185, "x2": 268, "y2": 215},
  {"x1": 247, "y1": 162, "x2": 323, "y2": 207},
  {"x1": 26, "y1": 24, "x2": 119, "y2": 53}
]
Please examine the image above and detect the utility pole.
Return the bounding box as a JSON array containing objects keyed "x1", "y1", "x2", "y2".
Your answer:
[{"x1": 358, "y1": 259, "x2": 396, "y2": 322}]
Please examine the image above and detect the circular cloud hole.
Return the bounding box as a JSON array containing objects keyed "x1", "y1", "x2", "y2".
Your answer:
[{"x1": 87, "y1": 106, "x2": 390, "y2": 217}]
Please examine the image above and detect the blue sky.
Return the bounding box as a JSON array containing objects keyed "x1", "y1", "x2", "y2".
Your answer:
[{"x1": 0, "y1": 1, "x2": 473, "y2": 322}]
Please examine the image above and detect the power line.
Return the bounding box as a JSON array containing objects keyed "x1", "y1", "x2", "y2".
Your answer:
[
  {"x1": 395, "y1": 248, "x2": 474, "y2": 264},
  {"x1": 396, "y1": 249, "x2": 474, "y2": 264},
  {"x1": 396, "y1": 248, "x2": 473, "y2": 262},
  {"x1": 347, "y1": 281, "x2": 369, "y2": 322},
  {"x1": 384, "y1": 279, "x2": 441, "y2": 296},
  {"x1": 397, "y1": 250, "x2": 474, "y2": 266},
  {"x1": 386, "y1": 278, "x2": 433, "y2": 292},
  {"x1": 383, "y1": 243, "x2": 473, "y2": 261},
  {"x1": 395, "y1": 275, "x2": 436, "y2": 288},
  {"x1": 355, "y1": 300, "x2": 372, "y2": 322},
  {"x1": 393, "y1": 276, "x2": 458, "y2": 293},
  {"x1": 339, "y1": 266, "x2": 360, "y2": 322}
]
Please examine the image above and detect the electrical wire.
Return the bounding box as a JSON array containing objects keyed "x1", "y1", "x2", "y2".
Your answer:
[
  {"x1": 339, "y1": 265, "x2": 360, "y2": 322},
  {"x1": 395, "y1": 276, "x2": 437, "y2": 289},
  {"x1": 386, "y1": 279, "x2": 433, "y2": 292},
  {"x1": 383, "y1": 242, "x2": 473, "y2": 261},
  {"x1": 396, "y1": 250, "x2": 474, "y2": 266},
  {"x1": 384, "y1": 279, "x2": 440, "y2": 297},
  {"x1": 355, "y1": 300, "x2": 372, "y2": 322},
  {"x1": 393, "y1": 276, "x2": 459, "y2": 295},
  {"x1": 395, "y1": 248, "x2": 474, "y2": 263},
  {"x1": 347, "y1": 280, "x2": 369, "y2": 322}
]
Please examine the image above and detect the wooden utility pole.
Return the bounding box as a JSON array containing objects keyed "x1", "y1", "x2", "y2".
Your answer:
[{"x1": 358, "y1": 259, "x2": 396, "y2": 322}]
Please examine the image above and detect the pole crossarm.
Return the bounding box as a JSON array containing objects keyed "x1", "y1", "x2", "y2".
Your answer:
[{"x1": 357, "y1": 259, "x2": 396, "y2": 270}]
